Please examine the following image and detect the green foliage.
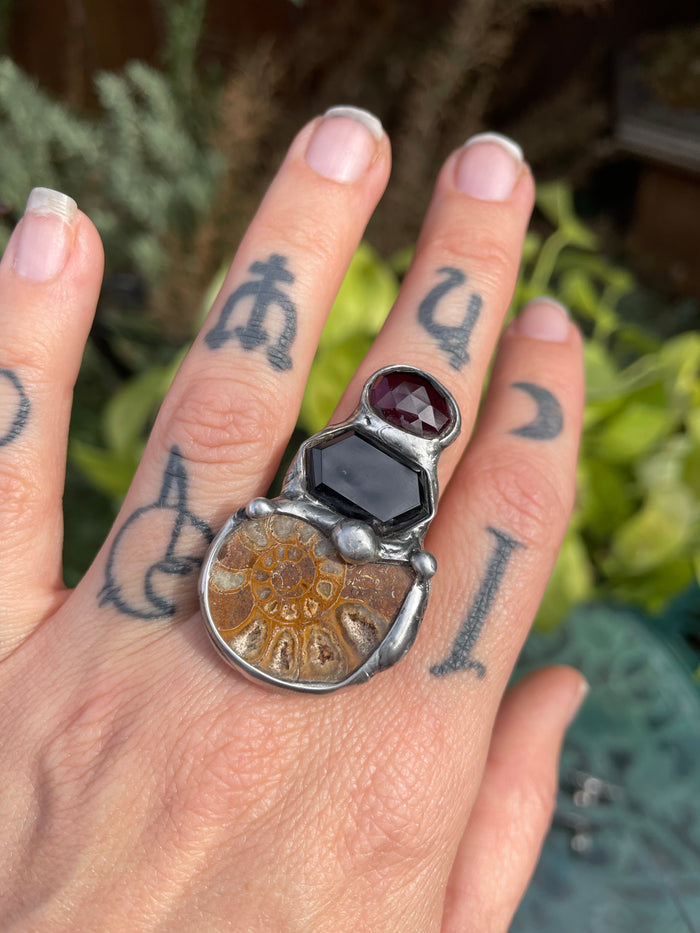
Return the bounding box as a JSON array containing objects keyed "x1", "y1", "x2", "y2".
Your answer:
[
  {"x1": 0, "y1": 54, "x2": 221, "y2": 277},
  {"x1": 517, "y1": 184, "x2": 700, "y2": 629},
  {"x1": 70, "y1": 349, "x2": 186, "y2": 500},
  {"x1": 92, "y1": 61, "x2": 222, "y2": 277},
  {"x1": 0, "y1": 59, "x2": 97, "y2": 252},
  {"x1": 68, "y1": 180, "x2": 699, "y2": 631},
  {"x1": 299, "y1": 242, "x2": 399, "y2": 432},
  {"x1": 157, "y1": 0, "x2": 209, "y2": 103},
  {"x1": 300, "y1": 182, "x2": 700, "y2": 629}
]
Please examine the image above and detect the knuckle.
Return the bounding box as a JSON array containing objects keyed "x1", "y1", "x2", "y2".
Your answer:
[
  {"x1": 37, "y1": 686, "x2": 137, "y2": 813},
  {"x1": 0, "y1": 334, "x2": 60, "y2": 386},
  {"x1": 255, "y1": 210, "x2": 339, "y2": 273},
  {"x1": 429, "y1": 227, "x2": 515, "y2": 289},
  {"x1": 169, "y1": 703, "x2": 298, "y2": 826},
  {"x1": 476, "y1": 456, "x2": 571, "y2": 550},
  {"x1": 168, "y1": 375, "x2": 278, "y2": 471},
  {"x1": 341, "y1": 706, "x2": 450, "y2": 867},
  {"x1": 0, "y1": 459, "x2": 44, "y2": 530}
]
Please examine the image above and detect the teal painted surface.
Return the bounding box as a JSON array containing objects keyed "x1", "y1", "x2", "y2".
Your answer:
[{"x1": 512, "y1": 603, "x2": 700, "y2": 933}]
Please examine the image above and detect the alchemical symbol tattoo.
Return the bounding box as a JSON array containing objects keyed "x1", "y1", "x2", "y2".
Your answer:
[
  {"x1": 99, "y1": 447, "x2": 213, "y2": 620},
  {"x1": 418, "y1": 267, "x2": 483, "y2": 370},
  {"x1": 430, "y1": 527, "x2": 522, "y2": 678},
  {"x1": 205, "y1": 254, "x2": 297, "y2": 372}
]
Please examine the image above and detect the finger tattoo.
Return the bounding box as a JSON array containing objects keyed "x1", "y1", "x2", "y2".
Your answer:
[
  {"x1": 0, "y1": 368, "x2": 30, "y2": 447},
  {"x1": 205, "y1": 254, "x2": 297, "y2": 371},
  {"x1": 99, "y1": 446, "x2": 213, "y2": 620},
  {"x1": 418, "y1": 266, "x2": 482, "y2": 370},
  {"x1": 510, "y1": 382, "x2": 563, "y2": 441},
  {"x1": 430, "y1": 528, "x2": 523, "y2": 678}
]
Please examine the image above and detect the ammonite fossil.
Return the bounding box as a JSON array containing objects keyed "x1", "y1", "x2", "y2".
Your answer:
[
  {"x1": 200, "y1": 365, "x2": 461, "y2": 693},
  {"x1": 207, "y1": 512, "x2": 413, "y2": 685}
]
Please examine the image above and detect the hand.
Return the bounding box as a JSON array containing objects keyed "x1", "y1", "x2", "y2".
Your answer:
[{"x1": 0, "y1": 109, "x2": 586, "y2": 932}]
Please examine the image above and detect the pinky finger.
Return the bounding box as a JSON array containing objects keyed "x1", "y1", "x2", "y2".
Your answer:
[{"x1": 441, "y1": 665, "x2": 588, "y2": 933}]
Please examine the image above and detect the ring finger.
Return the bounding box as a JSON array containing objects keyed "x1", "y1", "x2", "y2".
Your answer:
[{"x1": 336, "y1": 133, "x2": 534, "y2": 478}]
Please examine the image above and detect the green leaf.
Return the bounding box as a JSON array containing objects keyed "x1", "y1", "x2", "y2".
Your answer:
[
  {"x1": 614, "y1": 355, "x2": 667, "y2": 397},
  {"x1": 535, "y1": 531, "x2": 594, "y2": 631},
  {"x1": 659, "y1": 331, "x2": 700, "y2": 377},
  {"x1": 317, "y1": 242, "x2": 397, "y2": 351},
  {"x1": 102, "y1": 351, "x2": 185, "y2": 455},
  {"x1": 198, "y1": 260, "x2": 229, "y2": 328},
  {"x1": 387, "y1": 245, "x2": 414, "y2": 277},
  {"x1": 535, "y1": 180, "x2": 568, "y2": 227},
  {"x1": 606, "y1": 487, "x2": 697, "y2": 576},
  {"x1": 683, "y1": 443, "x2": 700, "y2": 499},
  {"x1": 610, "y1": 558, "x2": 696, "y2": 613},
  {"x1": 583, "y1": 340, "x2": 619, "y2": 397},
  {"x1": 520, "y1": 230, "x2": 542, "y2": 264},
  {"x1": 298, "y1": 334, "x2": 374, "y2": 436},
  {"x1": 297, "y1": 243, "x2": 398, "y2": 435},
  {"x1": 658, "y1": 332, "x2": 700, "y2": 411},
  {"x1": 556, "y1": 251, "x2": 635, "y2": 292},
  {"x1": 584, "y1": 345, "x2": 667, "y2": 417},
  {"x1": 70, "y1": 440, "x2": 141, "y2": 500},
  {"x1": 576, "y1": 459, "x2": 636, "y2": 541},
  {"x1": 592, "y1": 401, "x2": 678, "y2": 464},
  {"x1": 511, "y1": 279, "x2": 551, "y2": 310},
  {"x1": 558, "y1": 269, "x2": 619, "y2": 338},
  {"x1": 559, "y1": 268, "x2": 603, "y2": 318},
  {"x1": 536, "y1": 181, "x2": 598, "y2": 249},
  {"x1": 638, "y1": 435, "x2": 693, "y2": 493},
  {"x1": 688, "y1": 406, "x2": 700, "y2": 443}
]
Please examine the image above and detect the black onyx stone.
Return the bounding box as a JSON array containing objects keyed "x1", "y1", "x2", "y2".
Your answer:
[{"x1": 306, "y1": 430, "x2": 430, "y2": 530}]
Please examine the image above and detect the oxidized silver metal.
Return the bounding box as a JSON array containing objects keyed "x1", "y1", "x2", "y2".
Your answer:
[{"x1": 199, "y1": 364, "x2": 460, "y2": 693}]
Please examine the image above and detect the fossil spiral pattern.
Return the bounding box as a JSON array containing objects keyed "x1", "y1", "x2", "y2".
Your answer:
[{"x1": 206, "y1": 512, "x2": 413, "y2": 684}]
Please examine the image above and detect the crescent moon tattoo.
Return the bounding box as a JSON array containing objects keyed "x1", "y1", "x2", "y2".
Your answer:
[{"x1": 510, "y1": 382, "x2": 563, "y2": 441}]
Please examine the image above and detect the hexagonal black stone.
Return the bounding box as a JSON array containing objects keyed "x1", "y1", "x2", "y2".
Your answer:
[{"x1": 306, "y1": 430, "x2": 430, "y2": 530}]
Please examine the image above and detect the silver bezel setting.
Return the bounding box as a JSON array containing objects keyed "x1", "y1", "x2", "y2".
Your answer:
[{"x1": 199, "y1": 364, "x2": 460, "y2": 694}]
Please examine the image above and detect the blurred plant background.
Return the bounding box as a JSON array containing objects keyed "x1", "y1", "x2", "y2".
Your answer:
[{"x1": 0, "y1": 0, "x2": 698, "y2": 667}]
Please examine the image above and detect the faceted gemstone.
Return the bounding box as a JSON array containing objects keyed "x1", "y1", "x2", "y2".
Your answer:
[
  {"x1": 369, "y1": 371, "x2": 452, "y2": 437},
  {"x1": 306, "y1": 430, "x2": 430, "y2": 530},
  {"x1": 207, "y1": 513, "x2": 413, "y2": 684}
]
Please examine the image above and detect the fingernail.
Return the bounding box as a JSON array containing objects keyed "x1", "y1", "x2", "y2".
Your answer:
[
  {"x1": 455, "y1": 132, "x2": 523, "y2": 201},
  {"x1": 566, "y1": 676, "x2": 590, "y2": 726},
  {"x1": 510, "y1": 298, "x2": 570, "y2": 342},
  {"x1": 306, "y1": 106, "x2": 383, "y2": 183},
  {"x1": 13, "y1": 187, "x2": 78, "y2": 282}
]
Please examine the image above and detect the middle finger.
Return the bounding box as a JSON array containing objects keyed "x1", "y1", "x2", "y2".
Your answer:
[{"x1": 78, "y1": 107, "x2": 391, "y2": 625}]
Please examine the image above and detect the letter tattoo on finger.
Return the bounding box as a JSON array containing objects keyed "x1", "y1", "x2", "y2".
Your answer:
[
  {"x1": 99, "y1": 447, "x2": 213, "y2": 620},
  {"x1": 0, "y1": 368, "x2": 30, "y2": 447},
  {"x1": 205, "y1": 254, "x2": 297, "y2": 371},
  {"x1": 510, "y1": 382, "x2": 563, "y2": 441},
  {"x1": 431, "y1": 528, "x2": 523, "y2": 678},
  {"x1": 418, "y1": 267, "x2": 483, "y2": 369}
]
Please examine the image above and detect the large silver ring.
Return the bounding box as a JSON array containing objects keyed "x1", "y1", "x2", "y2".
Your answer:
[{"x1": 199, "y1": 365, "x2": 460, "y2": 693}]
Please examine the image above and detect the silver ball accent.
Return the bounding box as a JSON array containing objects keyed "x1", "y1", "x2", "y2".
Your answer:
[
  {"x1": 246, "y1": 497, "x2": 275, "y2": 519},
  {"x1": 331, "y1": 519, "x2": 379, "y2": 564},
  {"x1": 411, "y1": 549, "x2": 437, "y2": 579}
]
